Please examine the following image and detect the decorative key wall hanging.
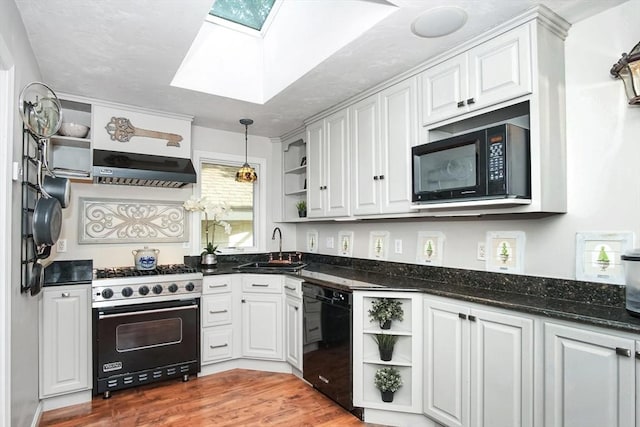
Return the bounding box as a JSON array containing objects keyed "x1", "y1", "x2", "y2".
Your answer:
[{"x1": 105, "y1": 116, "x2": 183, "y2": 147}]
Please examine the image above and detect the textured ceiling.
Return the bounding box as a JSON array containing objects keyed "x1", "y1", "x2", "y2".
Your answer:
[{"x1": 14, "y1": 0, "x2": 629, "y2": 138}]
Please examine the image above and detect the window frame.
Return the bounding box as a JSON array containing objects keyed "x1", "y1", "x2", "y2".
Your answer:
[
  {"x1": 191, "y1": 150, "x2": 267, "y2": 254},
  {"x1": 205, "y1": 0, "x2": 283, "y2": 38}
]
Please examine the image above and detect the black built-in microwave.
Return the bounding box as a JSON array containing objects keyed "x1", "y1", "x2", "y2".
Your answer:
[{"x1": 412, "y1": 124, "x2": 530, "y2": 204}]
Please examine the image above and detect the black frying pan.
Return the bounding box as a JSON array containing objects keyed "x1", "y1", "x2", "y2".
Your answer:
[
  {"x1": 30, "y1": 261, "x2": 44, "y2": 296},
  {"x1": 32, "y1": 196, "x2": 62, "y2": 246}
]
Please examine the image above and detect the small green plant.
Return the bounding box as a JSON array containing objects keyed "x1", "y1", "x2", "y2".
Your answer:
[
  {"x1": 374, "y1": 367, "x2": 403, "y2": 393},
  {"x1": 372, "y1": 334, "x2": 399, "y2": 351},
  {"x1": 202, "y1": 241, "x2": 216, "y2": 255},
  {"x1": 368, "y1": 298, "x2": 404, "y2": 328},
  {"x1": 296, "y1": 200, "x2": 307, "y2": 211}
]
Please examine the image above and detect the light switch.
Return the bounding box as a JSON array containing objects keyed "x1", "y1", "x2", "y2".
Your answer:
[
  {"x1": 477, "y1": 242, "x2": 486, "y2": 261},
  {"x1": 394, "y1": 239, "x2": 402, "y2": 254},
  {"x1": 326, "y1": 237, "x2": 334, "y2": 249}
]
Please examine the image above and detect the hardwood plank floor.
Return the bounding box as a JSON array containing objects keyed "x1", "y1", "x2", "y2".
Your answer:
[{"x1": 39, "y1": 369, "x2": 381, "y2": 427}]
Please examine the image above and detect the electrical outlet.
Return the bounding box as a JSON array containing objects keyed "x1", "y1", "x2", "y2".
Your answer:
[
  {"x1": 477, "y1": 242, "x2": 486, "y2": 261},
  {"x1": 394, "y1": 239, "x2": 403, "y2": 254},
  {"x1": 56, "y1": 239, "x2": 67, "y2": 253},
  {"x1": 326, "y1": 237, "x2": 334, "y2": 249}
]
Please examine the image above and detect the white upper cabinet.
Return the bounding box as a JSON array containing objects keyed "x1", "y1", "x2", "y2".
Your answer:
[
  {"x1": 306, "y1": 108, "x2": 350, "y2": 218},
  {"x1": 351, "y1": 78, "x2": 416, "y2": 216},
  {"x1": 421, "y1": 24, "x2": 532, "y2": 126}
]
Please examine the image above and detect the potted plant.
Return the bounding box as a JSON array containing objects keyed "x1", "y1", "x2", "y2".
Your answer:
[
  {"x1": 374, "y1": 367, "x2": 403, "y2": 402},
  {"x1": 368, "y1": 298, "x2": 404, "y2": 329},
  {"x1": 296, "y1": 200, "x2": 307, "y2": 218},
  {"x1": 183, "y1": 196, "x2": 232, "y2": 268},
  {"x1": 372, "y1": 334, "x2": 399, "y2": 361}
]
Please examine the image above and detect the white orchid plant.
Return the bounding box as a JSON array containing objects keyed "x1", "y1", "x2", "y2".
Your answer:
[{"x1": 183, "y1": 196, "x2": 232, "y2": 254}]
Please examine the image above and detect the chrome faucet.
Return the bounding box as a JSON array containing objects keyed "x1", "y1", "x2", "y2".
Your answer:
[{"x1": 271, "y1": 227, "x2": 283, "y2": 260}]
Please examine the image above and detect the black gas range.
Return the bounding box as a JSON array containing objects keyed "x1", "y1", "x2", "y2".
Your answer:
[{"x1": 92, "y1": 264, "x2": 203, "y2": 398}]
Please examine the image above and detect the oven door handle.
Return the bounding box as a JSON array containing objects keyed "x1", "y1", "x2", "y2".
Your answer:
[{"x1": 98, "y1": 305, "x2": 198, "y2": 319}]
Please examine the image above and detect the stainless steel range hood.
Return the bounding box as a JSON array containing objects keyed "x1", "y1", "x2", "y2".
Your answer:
[{"x1": 93, "y1": 150, "x2": 197, "y2": 188}]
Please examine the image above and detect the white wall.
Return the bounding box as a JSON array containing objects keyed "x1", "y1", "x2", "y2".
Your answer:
[
  {"x1": 0, "y1": 0, "x2": 43, "y2": 425},
  {"x1": 296, "y1": 1, "x2": 640, "y2": 281},
  {"x1": 54, "y1": 124, "x2": 293, "y2": 267}
]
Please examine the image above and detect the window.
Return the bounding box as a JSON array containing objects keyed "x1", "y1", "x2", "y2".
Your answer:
[
  {"x1": 209, "y1": 0, "x2": 276, "y2": 31},
  {"x1": 200, "y1": 162, "x2": 255, "y2": 250}
]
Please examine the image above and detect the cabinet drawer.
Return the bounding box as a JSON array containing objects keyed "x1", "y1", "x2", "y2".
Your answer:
[
  {"x1": 202, "y1": 295, "x2": 232, "y2": 327},
  {"x1": 241, "y1": 275, "x2": 282, "y2": 294},
  {"x1": 203, "y1": 275, "x2": 233, "y2": 294},
  {"x1": 202, "y1": 327, "x2": 233, "y2": 363},
  {"x1": 284, "y1": 277, "x2": 303, "y2": 298}
]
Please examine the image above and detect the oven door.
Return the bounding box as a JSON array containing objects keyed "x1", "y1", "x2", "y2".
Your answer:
[{"x1": 93, "y1": 298, "x2": 200, "y2": 389}]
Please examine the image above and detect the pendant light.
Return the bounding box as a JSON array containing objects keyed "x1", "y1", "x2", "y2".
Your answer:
[
  {"x1": 611, "y1": 41, "x2": 640, "y2": 105},
  {"x1": 236, "y1": 118, "x2": 258, "y2": 183}
]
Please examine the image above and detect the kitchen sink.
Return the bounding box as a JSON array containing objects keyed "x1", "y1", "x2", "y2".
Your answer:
[{"x1": 235, "y1": 261, "x2": 307, "y2": 273}]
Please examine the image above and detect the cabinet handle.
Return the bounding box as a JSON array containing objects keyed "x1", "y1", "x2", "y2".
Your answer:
[
  {"x1": 373, "y1": 175, "x2": 379, "y2": 180},
  {"x1": 209, "y1": 343, "x2": 228, "y2": 349},
  {"x1": 467, "y1": 97, "x2": 475, "y2": 105},
  {"x1": 616, "y1": 347, "x2": 631, "y2": 357},
  {"x1": 294, "y1": 306, "x2": 299, "y2": 311},
  {"x1": 309, "y1": 326, "x2": 319, "y2": 331},
  {"x1": 379, "y1": 175, "x2": 384, "y2": 180},
  {"x1": 251, "y1": 283, "x2": 269, "y2": 287},
  {"x1": 209, "y1": 309, "x2": 228, "y2": 314},
  {"x1": 636, "y1": 351, "x2": 640, "y2": 359},
  {"x1": 208, "y1": 284, "x2": 228, "y2": 289},
  {"x1": 457, "y1": 100, "x2": 466, "y2": 108},
  {"x1": 468, "y1": 315, "x2": 476, "y2": 322},
  {"x1": 318, "y1": 375, "x2": 329, "y2": 384},
  {"x1": 284, "y1": 285, "x2": 296, "y2": 291},
  {"x1": 61, "y1": 292, "x2": 70, "y2": 298},
  {"x1": 241, "y1": 299, "x2": 246, "y2": 303},
  {"x1": 458, "y1": 313, "x2": 467, "y2": 320}
]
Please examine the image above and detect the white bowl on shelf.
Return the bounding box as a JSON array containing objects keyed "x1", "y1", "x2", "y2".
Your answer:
[{"x1": 58, "y1": 122, "x2": 90, "y2": 138}]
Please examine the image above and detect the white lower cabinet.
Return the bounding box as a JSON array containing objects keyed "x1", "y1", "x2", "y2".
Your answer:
[
  {"x1": 284, "y1": 277, "x2": 303, "y2": 371},
  {"x1": 241, "y1": 275, "x2": 283, "y2": 360},
  {"x1": 423, "y1": 297, "x2": 533, "y2": 427},
  {"x1": 201, "y1": 275, "x2": 237, "y2": 366},
  {"x1": 40, "y1": 285, "x2": 91, "y2": 398},
  {"x1": 544, "y1": 322, "x2": 635, "y2": 427}
]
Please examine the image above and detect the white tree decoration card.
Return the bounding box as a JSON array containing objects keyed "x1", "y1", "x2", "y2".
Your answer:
[
  {"x1": 416, "y1": 231, "x2": 445, "y2": 266},
  {"x1": 486, "y1": 231, "x2": 525, "y2": 274},
  {"x1": 306, "y1": 230, "x2": 319, "y2": 253},
  {"x1": 368, "y1": 231, "x2": 389, "y2": 260},
  {"x1": 338, "y1": 231, "x2": 354, "y2": 257},
  {"x1": 576, "y1": 232, "x2": 633, "y2": 284}
]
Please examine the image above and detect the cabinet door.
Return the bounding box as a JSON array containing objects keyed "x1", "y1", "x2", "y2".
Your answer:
[
  {"x1": 545, "y1": 322, "x2": 635, "y2": 427},
  {"x1": 324, "y1": 108, "x2": 350, "y2": 217},
  {"x1": 285, "y1": 296, "x2": 303, "y2": 371},
  {"x1": 40, "y1": 286, "x2": 91, "y2": 397},
  {"x1": 379, "y1": 78, "x2": 416, "y2": 214},
  {"x1": 241, "y1": 294, "x2": 283, "y2": 360},
  {"x1": 351, "y1": 94, "x2": 380, "y2": 215},
  {"x1": 420, "y1": 54, "x2": 468, "y2": 125},
  {"x1": 467, "y1": 24, "x2": 532, "y2": 112},
  {"x1": 470, "y1": 309, "x2": 533, "y2": 427},
  {"x1": 424, "y1": 298, "x2": 469, "y2": 427},
  {"x1": 306, "y1": 120, "x2": 325, "y2": 218}
]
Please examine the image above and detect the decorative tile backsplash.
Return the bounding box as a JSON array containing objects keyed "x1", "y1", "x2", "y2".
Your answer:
[{"x1": 78, "y1": 197, "x2": 188, "y2": 244}]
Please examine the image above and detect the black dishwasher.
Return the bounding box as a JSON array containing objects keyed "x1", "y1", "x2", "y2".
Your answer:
[{"x1": 302, "y1": 282, "x2": 363, "y2": 420}]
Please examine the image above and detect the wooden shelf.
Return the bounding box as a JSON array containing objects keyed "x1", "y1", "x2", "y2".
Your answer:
[{"x1": 284, "y1": 165, "x2": 306, "y2": 175}]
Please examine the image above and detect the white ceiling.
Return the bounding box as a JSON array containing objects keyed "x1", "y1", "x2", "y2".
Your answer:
[{"x1": 14, "y1": 0, "x2": 629, "y2": 138}]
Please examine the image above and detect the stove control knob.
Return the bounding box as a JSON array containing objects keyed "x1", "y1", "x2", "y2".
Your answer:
[
  {"x1": 168, "y1": 284, "x2": 179, "y2": 293},
  {"x1": 102, "y1": 289, "x2": 114, "y2": 299},
  {"x1": 122, "y1": 287, "x2": 133, "y2": 297},
  {"x1": 139, "y1": 285, "x2": 149, "y2": 296},
  {"x1": 185, "y1": 282, "x2": 195, "y2": 292},
  {"x1": 152, "y1": 285, "x2": 163, "y2": 294}
]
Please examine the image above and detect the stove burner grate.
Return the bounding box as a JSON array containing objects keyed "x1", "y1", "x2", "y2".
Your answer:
[{"x1": 95, "y1": 264, "x2": 197, "y2": 279}]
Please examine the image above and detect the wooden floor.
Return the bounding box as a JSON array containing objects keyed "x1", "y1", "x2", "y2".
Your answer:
[{"x1": 39, "y1": 369, "x2": 380, "y2": 427}]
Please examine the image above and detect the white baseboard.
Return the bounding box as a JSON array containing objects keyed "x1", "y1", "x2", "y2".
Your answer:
[
  {"x1": 364, "y1": 408, "x2": 442, "y2": 427},
  {"x1": 199, "y1": 358, "x2": 293, "y2": 377},
  {"x1": 29, "y1": 402, "x2": 43, "y2": 427},
  {"x1": 41, "y1": 390, "x2": 92, "y2": 412}
]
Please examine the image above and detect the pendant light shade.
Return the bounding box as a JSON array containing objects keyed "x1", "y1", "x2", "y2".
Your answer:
[
  {"x1": 611, "y1": 41, "x2": 640, "y2": 105},
  {"x1": 236, "y1": 118, "x2": 258, "y2": 183}
]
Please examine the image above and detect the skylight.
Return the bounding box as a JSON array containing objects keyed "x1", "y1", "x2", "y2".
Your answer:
[{"x1": 209, "y1": 0, "x2": 276, "y2": 31}]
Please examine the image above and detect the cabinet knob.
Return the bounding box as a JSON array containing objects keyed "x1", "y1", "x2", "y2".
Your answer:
[
  {"x1": 457, "y1": 100, "x2": 466, "y2": 108},
  {"x1": 379, "y1": 175, "x2": 384, "y2": 180},
  {"x1": 468, "y1": 315, "x2": 476, "y2": 322},
  {"x1": 61, "y1": 292, "x2": 70, "y2": 298},
  {"x1": 241, "y1": 299, "x2": 246, "y2": 303},
  {"x1": 467, "y1": 98, "x2": 475, "y2": 105},
  {"x1": 373, "y1": 176, "x2": 379, "y2": 180},
  {"x1": 458, "y1": 313, "x2": 467, "y2": 320},
  {"x1": 616, "y1": 347, "x2": 631, "y2": 357},
  {"x1": 294, "y1": 306, "x2": 299, "y2": 311}
]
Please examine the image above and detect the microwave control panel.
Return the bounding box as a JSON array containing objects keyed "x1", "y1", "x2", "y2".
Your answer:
[{"x1": 488, "y1": 141, "x2": 505, "y2": 183}]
